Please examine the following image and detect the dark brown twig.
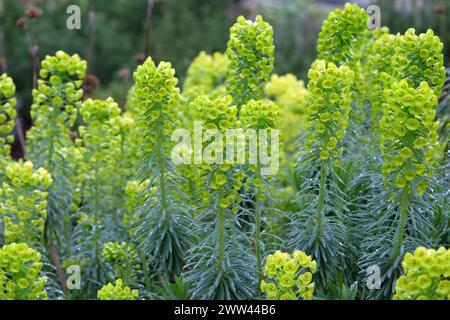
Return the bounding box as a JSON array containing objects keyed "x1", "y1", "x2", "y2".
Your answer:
[{"x1": 48, "y1": 241, "x2": 69, "y2": 294}]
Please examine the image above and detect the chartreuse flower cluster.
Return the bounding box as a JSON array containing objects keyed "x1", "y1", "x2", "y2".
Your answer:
[
  {"x1": 264, "y1": 74, "x2": 308, "y2": 154},
  {"x1": 304, "y1": 60, "x2": 354, "y2": 163},
  {"x1": 70, "y1": 98, "x2": 125, "y2": 288},
  {"x1": 182, "y1": 51, "x2": 228, "y2": 102},
  {"x1": 132, "y1": 57, "x2": 180, "y2": 157},
  {"x1": 0, "y1": 161, "x2": 52, "y2": 244},
  {"x1": 78, "y1": 97, "x2": 122, "y2": 164},
  {"x1": 393, "y1": 247, "x2": 450, "y2": 300},
  {"x1": 226, "y1": 15, "x2": 274, "y2": 106},
  {"x1": 317, "y1": 3, "x2": 370, "y2": 119},
  {"x1": 317, "y1": 3, "x2": 368, "y2": 65},
  {"x1": 261, "y1": 250, "x2": 316, "y2": 300},
  {"x1": 123, "y1": 179, "x2": 149, "y2": 235},
  {"x1": 240, "y1": 99, "x2": 280, "y2": 193},
  {"x1": 366, "y1": 28, "x2": 445, "y2": 129},
  {"x1": 97, "y1": 279, "x2": 139, "y2": 300},
  {"x1": 131, "y1": 57, "x2": 191, "y2": 277},
  {"x1": 365, "y1": 33, "x2": 398, "y2": 124},
  {"x1": 380, "y1": 80, "x2": 440, "y2": 195},
  {"x1": 27, "y1": 51, "x2": 86, "y2": 162},
  {"x1": 191, "y1": 95, "x2": 241, "y2": 211},
  {"x1": 0, "y1": 74, "x2": 16, "y2": 166},
  {"x1": 393, "y1": 28, "x2": 445, "y2": 97},
  {"x1": 102, "y1": 242, "x2": 140, "y2": 284},
  {"x1": 0, "y1": 243, "x2": 47, "y2": 300},
  {"x1": 78, "y1": 98, "x2": 123, "y2": 212}
]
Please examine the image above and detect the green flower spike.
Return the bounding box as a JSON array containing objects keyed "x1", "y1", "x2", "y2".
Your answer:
[
  {"x1": 0, "y1": 243, "x2": 48, "y2": 300},
  {"x1": 0, "y1": 161, "x2": 52, "y2": 244},
  {"x1": 97, "y1": 279, "x2": 139, "y2": 300},
  {"x1": 0, "y1": 74, "x2": 17, "y2": 166},
  {"x1": 226, "y1": 15, "x2": 274, "y2": 106},
  {"x1": 261, "y1": 250, "x2": 316, "y2": 300},
  {"x1": 393, "y1": 247, "x2": 450, "y2": 300}
]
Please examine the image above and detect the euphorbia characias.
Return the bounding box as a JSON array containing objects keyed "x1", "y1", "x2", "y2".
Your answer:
[
  {"x1": 261, "y1": 250, "x2": 316, "y2": 300},
  {"x1": 393, "y1": 247, "x2": 449, "y2": 300},
  {"x1": 0, "y1": 74, "x2": 16, "y2": 167},
  {"x1": 365, "y1": 32, "x2": 398, "y2": 126},
  {"x1": 182, "y1": 51, "x2": 228, "y2": 102},
  {"x1": 184, "y1": 95, "x2": 255, "y2": 299},
  {"x1": 26, "y1": 51, "x2": 86, "y2": 251},
  {"x1": 264, "y1": 74, "x2": 308, "y2": 155},
  {"x1": 73, "y1": 98, "x2": 124, "y2": 289},
  {"x1": 131, "y1": 57, "x2": 190, "y2": 276},
  {"x1": 361, "y1": 27, "x2": 446, "y2": 298},
  {"x1": 0, "y1": 243, "x2": 48, "y2": 300},
  {"x1": 97, "y1": 279, "x2": 139, "y2": 300},
  {"x1": 0, "y1": 2, "x2": 447, "y2": 301},
  {"x1": 102, "y1": 241, "x2": 140, "y2": 286},
  {"x1": 365, "y1": 80, "x2": 443, "y2": 296},
  {"x1": 28, "y1": 51, "x2": 86, "y2": 164},
  {"x1": 304, "y1": 60, "x2": 354, "y2": 163},
  {"x1": 0, "y1": 161, "x2": 52, "y2": 244},
  {"x1": 288, "y1": 59, "x2": 354, "y2": 282},
  {"x1": 226, "y1": 15, "x2": 274, "y2": 106},
  {"x1": 240, "y1": 99, "x2": 280, "y2": 283},
  {"x1": 380, "y1": 80, "x2": 440, "y2": 195},
  {"x1": 393, "y1": 28, "x2": 445, "y2": 96},
  {"x1": 317, "y1": 3, "x2": 368, "y2": 66}
]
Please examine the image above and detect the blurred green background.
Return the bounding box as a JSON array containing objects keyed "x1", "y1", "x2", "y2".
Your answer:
[{"x1": 0, "y1": 0, "x2": 449, "y2": 156}]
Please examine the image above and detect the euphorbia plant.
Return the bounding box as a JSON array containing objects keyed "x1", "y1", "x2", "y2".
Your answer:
[
  {"x1": 0, "y1": 73, "x2": 16, "y2": 168},
  {"x1": 317, "y1": 3, "x2": 368, "y2": 118},
  {"x1": 184, "y1": 95, "x2": 255, "y2": 299},
  {"x1": 264, "y1": 73, "x2": 308, "y2": 155},
  {"x1": 102, "y1": 241, "x2": 140, "y2": 286},
  {"x1": 97, "y1": 279, "x2": 139, "y2": 300},
  {"x1": 226, "y1": 15, "x2": 274, "y2": 107},
  {"x1": 0, "y1": 242, "x2": 48, "y2": 300},
  {"x1": 0, "y1": 161, "x2": 52, "y2": 244},
  {"x1": 361, "y1": 80, "x2": 443, "y2": 297},
  {"x1": 182, "y1": 51, "x2": 228, "y2": 102},
  {"x1": 131, "y1": 57, "x2": 191, "y2": 276},
  {"x1": 360, "y1": 27, "x2": 446, "y2": 299},
  {"x1": 240, "y1": 99, "x2": 280, "y2": 283},
  {"x1": 288, "y1": 59, "x2": 354, "y2": 283},
  {"x1": 73, "y1": 97, "x2": 123, "y2": 292},
  {"x1": 393, "y1": 246, "x2": 449, "y2": 300},
  {"x1": 261, "y1": 250, "x2": 316, "y2": 300},
  {"x1": 26, "y1": 51, "x2": 86, "y2": 250}
]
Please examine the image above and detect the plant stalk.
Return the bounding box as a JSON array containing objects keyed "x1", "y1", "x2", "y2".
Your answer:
[
  {"x1": 315, "y1": 162, "x2": 327, "y2": 241},
  {"x1": 394, "y1": 183, "x2": 410, "y2": 257},
  {"x1": 217, "y1": 189, "x2": 225, "y2": 268},
  {"x1": 254, "y1": 165, "x2": 263, "y2": 284}
]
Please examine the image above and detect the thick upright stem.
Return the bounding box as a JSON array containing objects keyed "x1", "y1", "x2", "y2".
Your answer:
[
  {"x1": 93, "y1": 156, "x2": 101, "y2": 282},
  {"x1": 394, "y1": 183, "x2": 410, "y2": 257},
  {"x1": 217, "y1": 189, "x2": 225, "y2": 268},
  {"x1": 138, "y1": 248, "x2": 151, "y2": 291},
  {"x1": 254, "y1": 165, "x2": 263, "y2": 284},
  {"x1": 315, "y1": 163, "x2": 326, "y2": 242},
  {"x1": 157, "y1": 138, "x2": 169, "y2": 224}
]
